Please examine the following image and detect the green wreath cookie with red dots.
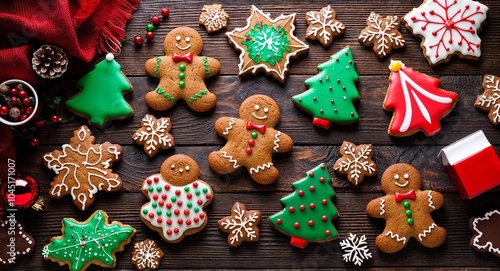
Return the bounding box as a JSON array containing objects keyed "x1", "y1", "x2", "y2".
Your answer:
[{"x1": 140, "y1": 154, "x2": 213, "y2": 243}]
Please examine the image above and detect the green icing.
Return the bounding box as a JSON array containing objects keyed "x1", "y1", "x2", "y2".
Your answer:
[
  {"x1": 189, "y1": 90, "x2": 208, "y2": 103},
  {"x1": 269, "y1": 163, "x2": 339, "y2": 243},
  {"x1": 203, "y1": 57, "x2": 211, "y2": 75},
  {"x1": 242, "y1": 24, "x2": 291, "y2": 66},
  {"x1": 65, "y1": 57, "x2": 133, "y2": 127},
  {"x1": 42, "y1": 210, "x2": 135, "y2": 271},
  {"x1": 292, "y1": 47, "x2": 360, "y2": 126},
  {"x1": 154, "y1": 57, "x2": 161, "y2": 75},
  {"x1": 155, "y1": 87, "x2": 175, "y2": 103}
]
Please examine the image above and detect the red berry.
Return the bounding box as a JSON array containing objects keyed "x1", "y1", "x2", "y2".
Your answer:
[
  {"x1": 34, "y1": 120, "x2": 45, "y2": 127},
  {"x1": 22, "y1": 98, "x2": 30, "y2": 105},
  {"x1": 25, "y1": 106, "x2": 33, "y2": 115},
  {"x1": 161, "y1": 8, "x2": 170, "y2": 17},
  {"x1": 18, "y1": 90, "x2": 28, "y2": 99},
  {"x1": 151, "y1": 15, "x2": 161, "y2": 26},
  {"x1": 133, "y1": 35, "x2": 143, "y2": 46},
  {"x1": 146, "y1": 31, "x2": 155, "y2": 40},
  {"x1": 30, "y1": 138, "x2": 39, "y2": 147},
  {"x1": 20, "y1": 114, "x2": 28, "y2": 121},
  {"x1": 0, "y1": 106, "x2": 8, "y2": 116},
  {"x1": 50, "y1": 115, "x2": 59, "y2": 123},
  {"x1": 9, "y1": 88, "x2": 18, "y2": 97},
  {"x1": 10, "y1": 96, "x2": 19, "y2": 105}
]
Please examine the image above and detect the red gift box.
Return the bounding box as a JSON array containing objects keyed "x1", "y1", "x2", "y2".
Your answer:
[{"x1": 439, "y1": 130, "x2": 500, "y2": 199}]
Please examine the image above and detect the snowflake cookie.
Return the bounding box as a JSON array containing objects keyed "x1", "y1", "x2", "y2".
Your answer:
[
  {"x1": 358, "y1": 12, "x2": 406, "y2": 58},
  {"x1": 225, "y1": 5, "x2": 309, "y2": 83},
  {"x1": 131, "y1": 239, "x2": 164, "y2": 270},
  {"x1": 475, "y1": 75, "x2": 500, "y2": 125},
  {"x1": 470, "y1": 209, "x2": 500, "y2": 257},
  {"x1": 334, "y1": 141, "x2": 377, "y2": 185},
  {"x1": 339, "y1": 234, "x2": 372, "y2": 266},
  {"x1": 404, "y1": 0, "x2": 489, "y2": 65},
  {"x1": 0, "y1": 219, "x2": 35, "y2": 265},
  {"x1": 199, "y1": 4, "x2": 229, "y2": 33},
  {"x1": 133, "y1": 114, "x2": 175, "y2": 158},
  {"x1": 218, "y1": 202, "x2": 261, "y2": 246},
  {"x1": 305, "y1": 5, "x2": 345, "y2": 47},
  {"x1": 43, "y1": 210, "x2": 136, "y2": 271},
  {"x1": 43, "y1": 126, "x2": 123, "y2": 211}
]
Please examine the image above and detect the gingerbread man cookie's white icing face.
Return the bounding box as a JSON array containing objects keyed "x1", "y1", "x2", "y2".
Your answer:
[
  {"x1": 239, "y1": 95, "x2": 280, "y2": 126},
  {"x1": 164, "y1": 27, "x2": 203, "y2": 55},
  {"x1": 381, "y1": 164, "x2": 422, "y2": 194}
]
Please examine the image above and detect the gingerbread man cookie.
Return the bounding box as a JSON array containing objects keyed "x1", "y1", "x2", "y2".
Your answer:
[
  {"x1": 145, "y1": 27, "x2": 220, "y2": 112},
  {"x1": 366, "y1": 163, "x2": 446, "y2": 253},
  {"x1": 140, "y1": 154, "x2": 213, "y2": 243},
  {"x1": 208, "y1": 95, "x2": 293, "y2": 185}
]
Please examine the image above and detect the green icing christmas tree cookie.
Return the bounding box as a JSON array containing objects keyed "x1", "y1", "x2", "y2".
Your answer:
[
  {"x1": 292, "y1": 47, "x2": 360, "y2": 129},
  {"x1": 269, "y1": 163, "x2": 339, "y2": 248},
  {"x1": 66, "y1": 53, "x2": 134, "y2": 127},
  {"x1": 42, "y1": 210, "x2": 136, "y2": 271}
]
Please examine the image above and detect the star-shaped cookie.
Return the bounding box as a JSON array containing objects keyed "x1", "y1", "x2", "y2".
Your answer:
[
  {"x1": 333, "y1": 141, "x2": 377, "y2": 185},
  {"x1": 225, "y1": 5, "x2": 309, "y2": 83},
  {"x1": 0, "y1": 219, "x2": 35, "y2": 265},
  {"x1": 475, "y1": 75, "x2": 500, "y2": 125},
  {"x1": 305, "y1": 5, "x2": 346, "y2": 47},
  {"x1": 358, "y1": 12, "x2": 406, "y2": 58},
  {"x1": 133, "y1": 114, "x2": 175, "y2": 158},
  {"x1": 218, "y1": 202, "x2": 261, "y2": 246}
]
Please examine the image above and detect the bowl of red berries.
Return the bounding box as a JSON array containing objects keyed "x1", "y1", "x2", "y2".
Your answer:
[{"x1": 0, "y1": 79, "x2": 39, "y2": 126}]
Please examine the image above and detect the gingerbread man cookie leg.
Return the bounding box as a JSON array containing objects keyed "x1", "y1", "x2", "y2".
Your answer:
[{"x1": 145, "y1": 27, "x2": 220, "y2": 112}]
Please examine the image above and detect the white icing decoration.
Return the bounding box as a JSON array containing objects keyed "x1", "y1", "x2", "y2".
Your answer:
[
  {"x1": 254, "y1": 105, "x2": 260, "y2": 110},
  {"x1": 334, "y1": 142, "x2": 376, "y2": 185},
  {"x1": 403, "y1": 173, "x2": 409, "y2": 179},
  {"x1": 77, "y1": 126, "x2": 87, "y2": 141},
  {"x1": 133, "y1": 115, "x2": 173, "y2": 155},
  {"x1": 225, "y1": 5, "x2": 309, "y2": 81},
  {"x1": 385, "y1": 231, "x2": 407, "y2": 244},
  {"x1": 394, "y1": 174, "x2": 400, "y2": 180},
  {"x1": 249, "y1": 162, "x2": 273, "y2": 174},
  {"x1": 398, "y1": 67, "x2": 454, "y2": 133},
  {"x1": 105, "y1": 53, "x2": 114, "y2": 62},
  {"x1": 306, "y1": 5, "x2": 345, "y2": 46},
  {"x1": 339, "y1": 233, "x2": 372, "y2": 267},
  {"x1": 141, "y1": 174, "x2": 212, "y2": 242},
  {"x1": 221, "y1": 150, "x2": 240, "y2": 168},
  {"x1": 394, "y1": 180, "x2": 409, "y2": 187},
  {"x1": 219, "y1": 203, "x2": 260, "y2": 245},
  {"x1": 404, "y1": 0, "x2": 488, "y2": 64},
  {"x1": 252, "y1": 112, "x2": 267, "y2": 120},
  {"x1": 199, "y1": 4, "x2": 229, "y2": 32},
  {"x1": 0, "y1": 221, "x2": 34, "y2": 264},
  {"x1": 427, "y1": 190, "x2": 436, "y2": 209},
  {"x1": 476, "y1": 75, "x2": 500, "y2": 123},
  {"x1": 471, "y1": 209, "x2": 500, "y2": 254},
  {"x1": 418, "y1": 223, "x2": 437, "y2": 241},
  {"x1": 358, "y1": 12, "x2": 405, "y2": 56},
  {"x1": 273, "y1": 131, "x2": 281, "y2": 152},
  {"x1": 185, "y1": 166, "x2": 190, "y2": 171},
  {"x1": 175, "y1": 43, "x2": 191, "y2": 51},
  {"x1": 223, "y1": 118, "x2": 236, "y2": 135},
  {"x1": 379, "y1": 198, "x2": 386, "y2": 215},
  {"x1": 132, "y1": 240, "x2": 163, "y2": 270}
]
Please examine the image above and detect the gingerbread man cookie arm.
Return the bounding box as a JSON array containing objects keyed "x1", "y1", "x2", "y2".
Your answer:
[
  {"x1": 366, "y1": 196, "x2": 388, "y2": 219},
  {"x1": 145, "y1": 57, "x2": 164, "y2": 78},
  {"x1": 214, "y1": 117, "x2": 243, "y2": 138},
  {"x1": 271, "y1": 129, "x2": 293, "y2": 153},
  {"x1": 204, "y1": 56, "x2": 221, "y2": 78},
  {"x1": 422, "y1": 190, "x2": 444, "y2": 211}
]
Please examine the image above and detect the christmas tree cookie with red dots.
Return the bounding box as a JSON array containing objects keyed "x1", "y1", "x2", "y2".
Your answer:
[
  {"x1": 366, "y1": 163, "x2": 446, "y2": 253},
  {"x1": 269, "y1": 163, "x2": 339, "y2": 249},
  {"x1": 140, "y1": 154, "x2": 213, "y2": 243}
]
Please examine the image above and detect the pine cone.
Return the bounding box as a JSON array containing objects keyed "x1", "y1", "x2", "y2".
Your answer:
[{"x1": 32, "y1": 45, "x2": 68, "y2": 79}]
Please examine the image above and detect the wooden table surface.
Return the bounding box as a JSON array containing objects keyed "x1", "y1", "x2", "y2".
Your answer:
[{"x1": 7, "y1": 0, "x2": 500, "y2": 270}]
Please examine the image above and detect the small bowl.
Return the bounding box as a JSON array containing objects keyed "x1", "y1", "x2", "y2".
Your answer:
[{"x1": 0, "y1": 79, "x2": 39, "y2": 126}]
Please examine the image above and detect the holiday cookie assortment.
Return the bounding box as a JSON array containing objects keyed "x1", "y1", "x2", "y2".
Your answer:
[{"x1": 4, "y1": 1, "x2": 500, "y2": 270}]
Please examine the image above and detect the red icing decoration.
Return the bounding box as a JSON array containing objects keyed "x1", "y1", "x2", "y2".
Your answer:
[
  {"x1": 186, "y1": 220, "x2": 192, "y2": 225},
  {"x1": 300, "y1": 205, "x2": 306, "y2": 211},
  {"x1": 177, "y1": 201, "x2": 183, "y2": 206},
  {"x1": 298, "y1": 190, "x2": 304, "y2": 196},
  {"x1": 172, "y1": 52, "x2": 194, "y2": 63},
  {"x1": 325, "y1": 230, "x2": 331, "y2": 236},
  {"x1": 248, "y1": 139, "x2": 255, "y2": 146},
  {"x1": 154, "y1": 177, "x2": 159, "y2": 182},
  {"x1": 395, "y1": 189, "x2": 416, "y2": 202},
  {"x1": 309, "y1": 172, "x2": 314, "y2": 177},
  {"x1": 294, "y1": 222, "x2": 300, "y2": 228},
  {"x1": 312, "y1": 117, "x2": 332, "y2": 129},
  {"x1": 175, "y1": 190, "x2": 181, "y2": 196},
  {"x1": 319, "y1": 177, "x2": 325, "y2": 183},
  {"x1": 194, "y1": 217, "x2": 200, "y2": 223},
  {"x1": 174, "y1": 228, "x2": 179, "y2": 233},
  {"x1": 309, "y1": 186, "x2": 315, "y2": 191},
  {"x1": 197, "y1": 200, "x2": 203, "y2": 205},
  {"x1": 157, "y1": 218, "x2": 163, "y2": 223},
  {"x1": 322, "y1": 199, "x2": 328, "y2": 205},
  {"x1": 277, "y1": 219, "x2": 282, "y2": 224},
  {"x1": 384, "y1": 63, "x2": 458, "y2": 136},
  {"x1": 162, "y1": 194, "x2": 167, "y2": 200},
  {"x1": 199, "y1": 213, "x2": 205, "y2": 219},
  {"x1": 193, "y1": 182, "x2": 198, "y2": 188},
  {"x1": 167, "y1": 230, "x2": 172, "y2": 235},
  {"x1": 187, "y1": 193, "x2": 192, "y2": 199},
  {"x1": 184, "y1": 210, "x2": 190, "y2": 215},
  {"x1": 174, "y1": 210, "x2": 180, "y2": 215},
  {"x1": 322, "y1": 215, "x2": 328, "y2": 222},
  {"x1": 159, "y1": 201, "x2": 164, "y2": 206},
  {"x1": 178, "y1": 219, "x2": 183, "y2": 224},
  {"x1": 167, "y1": 203, "x2": 172, "y2": 209},
  {"x1": 308, "y1": 220, "x2": 314, "y2": 227},
  {"x1": 206, "y1": 194, "x2": 212, "y2": 199},
  {"x1": 164, "y1": 184, "x2": 170, "y2": 190},
  {"x1": 149, "y1": 213, "x2": 154, "y2": 218},
  {"x1": 153, "y1": 195, "x2": 159, "y2": 200},
  {"x1": 309, "y1": 203, "x2": 315, "y2": 209},
  {"x1": 167, "y1": 219, "x2": 172, "y2": 225},
  {"x1": 290, "y1": 236, "x2": 308, "y2": 249},
  {"x1": 147, "y1": 179, "x2": 152, "y2": 185},
  {"x1": 289, "y1": 206, "x2": 295, "y2": 213},
  {"x1": 246, "y1": 147, "x2": 253, "y2": 154},
  {"x1": 246, "y1": 120, "x2": 266, "y2": 134}
]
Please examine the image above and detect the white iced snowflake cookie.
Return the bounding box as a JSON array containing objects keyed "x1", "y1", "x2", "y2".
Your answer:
[
  {"x1": 305, "y1": 5, "x2": 346, "y2": 47},
  {"x1": 131, "y1": 239, "x2": 164, "y2": 270},
  {"x1": 218, "y1": 202, "x2": 261, "y2": 246},
  {"x1": 358, "y1": 12, "x2": 406, "y2": 58},
  {"x1": 199, "y1": 4, "x2": 229, "y2": 33},
  {"x1": 339, "y1": 233, "x2": 373, "y2": 266},
  {"x1": 133, "y1": 114, "x2": 175, "y2": 158},
  {"x1": 334, "y1": 141, "x2": 377, "y2": 185},
  {"x1": 404, "y1": 0, "x2": 489, "y2": 65}
]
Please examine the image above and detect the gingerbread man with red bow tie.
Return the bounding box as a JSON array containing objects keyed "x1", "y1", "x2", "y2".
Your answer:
[
  {"x1": 366, "y1": 163, "x2": 446, "y2": 253},
  {"x1": 208, "y1": 95, "x2": 293, "y2": 185},
  {"x1": 145, "y1": 27, "x2": 220, "y2": 112}
]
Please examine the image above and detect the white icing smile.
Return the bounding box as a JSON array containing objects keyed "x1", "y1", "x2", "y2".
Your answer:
[
  {"x1": 175, "y1": 44, "x2": 191, "y2": 51},
  {"x1": 252, "y1": 113, "x2": 267, "y2": 120},
  {"x1": 394, "y1": 173, "x2": 410, "y2": 187},
  {"x1": 395, "y1": 181, "x2": 409, "y2": 187},
  {"x1": 252, "y1": 104, "x2": 268, "y2": 119}
]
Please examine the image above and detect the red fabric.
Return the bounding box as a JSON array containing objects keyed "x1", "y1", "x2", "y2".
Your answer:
[{"x1": 0, "y1": 0, "x2": 139, "y2": 85}]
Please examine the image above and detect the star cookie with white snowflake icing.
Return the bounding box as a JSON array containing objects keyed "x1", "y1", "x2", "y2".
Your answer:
[
  {"x1": 305, "y1": 5, "x2": 345, "y2": 47},
  {"x1": 475, "y1": 74, "x2": 500, "y2": 125},
  {"x1": 218, "y1": 202, "x2": 261, "y2": 246},
  {"x1": 131, "y1": 239, "x2": 164, "y2": 270},
  {"x1": 339, "y1": 233, "x2": 372, "y2": 266},
  {"x1": 469, "y1": 209, "x2": 500, "y2": 257},
  {"x1": 225, "y1": 5, "x2": 309, "y2": 83},
  {"x1": 140, "y1": 154, "x2": 213, "y2": 243},
  {"x1": 199, "y1": 4, "x2": 229, "y2": 33},
  {"x1": 133, "y1": 114, "x2": 175, "y2": 158},
  {"x1": 334, "y1": 141, "x2": 377, "y2": 185},
  {"x1": 358, "y1": 12, "x2": 406, "y2": 58},
  {"x1": 404, "y1": 0, "x2": 489, "y2": 65},
  {"x1": 0, "y1": 219, "x2": 35, "y2": 265},
  {"x1": 42, "y1": 210, "x2": 136, "y2": 271},
  {"x1": 43, "y1": 125, "x2": 123, "y2": 210}
]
